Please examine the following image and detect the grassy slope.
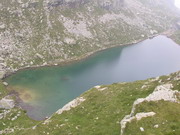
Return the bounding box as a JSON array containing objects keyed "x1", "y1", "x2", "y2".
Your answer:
[
  {"x1": 171, "y1": 30, "x2": 180, "y2": 45},
  {"x1": 0, "y1": 81, "x2": 38, "y2": 134},
  {"x1": 0, "y1": 72, "x2": 179, "y2": 135},
  {"x1": 125, "y1": 101, "x2": 180, "y2": 135},
  {"x1": 13, "y1": 71, "x2": 179, "y2": 135}
]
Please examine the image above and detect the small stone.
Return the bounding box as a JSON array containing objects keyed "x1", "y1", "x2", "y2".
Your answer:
[
  {"x1": 150, "y1": 29, "x2": 158, "y2": 34},
  {"x1": 94, "y1": 85, "x2": 101, "y2": 89},
  {"x1": 3, "y1": 82, "x2": 8, "y2": 86},
  {"x1": 154, "y1": 124, "x2": 159, "y2": 128},
  {"x1": 11, "y1": 116, "x2": 17, "y2": 121},
  {"x1": 36, "y1": 53, "x2": 43, "y2": 59},
  {"x1": 60, "y1": 124, "x2": 65, "y2": 127},
  {"x1": 11, "y1": 129, "x2": 14, "y2": 133},
  {"x1": 141, "y1": 85, "x2": 146, "y2": 89},
  {"x1": 140, "y1": 127, "x2": 144, "y2": 132},
  {"x1": 43, "y1": 62, "x2": 47, "y2": 65},
  {"x1": 32, "y1": 126, "x2": 36, "y2": 130},
  {"x1": 0, "y1": 24, "x2": 5, "y2": 29},
  {"x1": 141, "y1": 34, "x2": 145, "y2": 37}
]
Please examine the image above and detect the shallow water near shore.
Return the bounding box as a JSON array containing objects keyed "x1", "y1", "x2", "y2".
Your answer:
[{"x1": 6, "y1": 35, "x2": 180, "y2": 120}]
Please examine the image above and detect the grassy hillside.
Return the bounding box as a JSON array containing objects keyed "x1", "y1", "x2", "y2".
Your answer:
[{"x1": 0, "y1": 71, "x2": 179, "y2": 135}]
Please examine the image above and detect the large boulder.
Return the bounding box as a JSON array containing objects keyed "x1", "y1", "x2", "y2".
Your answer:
[
  {"x1": 0, "y1": 96, "x2": 15, "y2": 109},
  {"x1": 0, "y1": 71, "x2": 5, "y2": 79}
]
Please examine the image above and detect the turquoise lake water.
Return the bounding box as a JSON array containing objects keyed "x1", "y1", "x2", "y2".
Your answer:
[{"x1": 6, "y1": 35, "x2": 180, "y2": 120}]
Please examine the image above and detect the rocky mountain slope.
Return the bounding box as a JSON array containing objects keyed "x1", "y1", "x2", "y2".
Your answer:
[
  {"x1": 0, "y1": 0, "x2": 179, "y2": 78},
  {"x1": 0, "y1": 70, "x2": 179, "y2": 134},
  {"x1": 0, "y1": 1, "x2": 180, "y2": 134}
]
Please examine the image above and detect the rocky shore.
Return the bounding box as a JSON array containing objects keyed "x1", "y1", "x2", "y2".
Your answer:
[{"x1": 0, "y1": 33, "x2": 155, "y2": 80}]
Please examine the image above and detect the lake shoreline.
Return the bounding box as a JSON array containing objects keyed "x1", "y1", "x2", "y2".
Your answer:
[
  {"x1": 5, "y1": 27, "x2": 179, "y2": 80},
  {"x1": 3, "y1": 33, "x2": 161, "y2": 80},
  {"x1": 2, "y1": 33, "x2": 159, "y2": 121},
  {"x1": 3, "y1": 30, "x2": 180, "y2": 121}
]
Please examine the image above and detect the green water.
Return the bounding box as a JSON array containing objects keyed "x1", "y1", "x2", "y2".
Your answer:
[{"x1": 6, "y1": 35, "x2": 180, "y2": 120}]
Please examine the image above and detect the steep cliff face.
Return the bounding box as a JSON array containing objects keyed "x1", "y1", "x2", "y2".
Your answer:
[{"x1": 0, "y1": 0, "x2": 179, "y2": 78}]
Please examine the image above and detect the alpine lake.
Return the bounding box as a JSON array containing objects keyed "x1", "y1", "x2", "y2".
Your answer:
[{"x1": 5, "y1": 35, "x2": 180, "y2": 120}]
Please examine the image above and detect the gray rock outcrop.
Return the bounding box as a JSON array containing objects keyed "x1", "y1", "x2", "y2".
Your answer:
[
  {"x1": 120, "y1": 83, "x2": 180, "y2": 135},
  {"x1": 0, "y1": 96, "x2": 15, "y2": 109}
]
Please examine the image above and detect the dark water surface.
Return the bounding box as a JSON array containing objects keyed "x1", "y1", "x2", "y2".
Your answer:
[{"x1": 6, "y1": 35, "x2": 180, "y2": 120}]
